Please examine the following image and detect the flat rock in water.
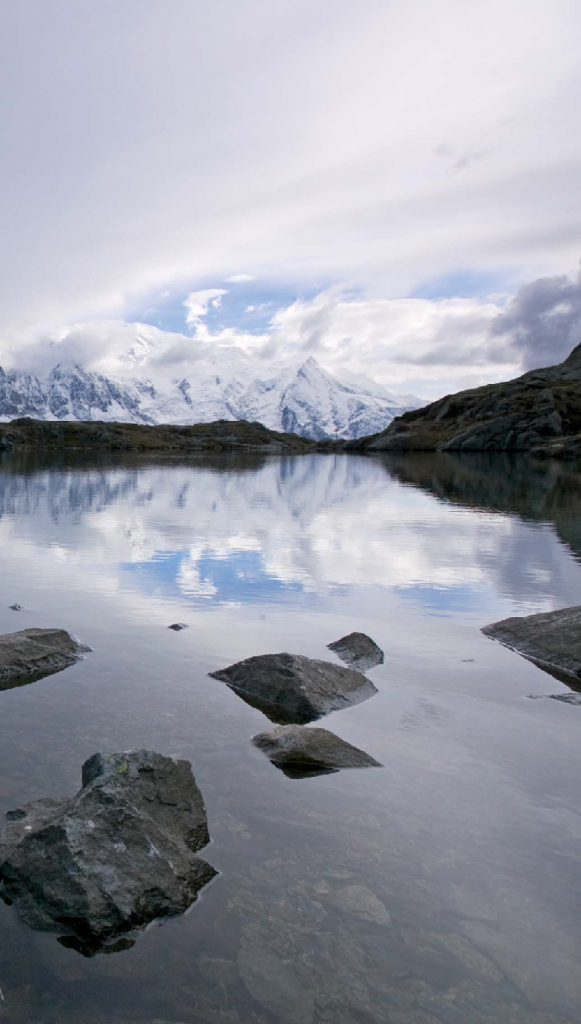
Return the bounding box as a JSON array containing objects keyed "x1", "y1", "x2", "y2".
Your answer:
[
  {"x1": 0, "y1": 627, "x2": 91, "y2": 691},
  {"x1": 327, "y1": 631, "x2": 384, "y2": 671},
  {"x1": 168, "y1": 623, "x2": 188, "y2": 631},
  {"x1": 325, "y1": 884, "x2": 391, "y2": 925},
  {"x1": 482, "y1": 605, "x2": 581, "y2": 680},
  {"x1": 0, "y1": 750, "x2": 216, "y2": 955},
  {"x1": 9, "y1": 603, "x2": 22, "y2": 611},
  {"x1": 238, "y1": 944, "x2": 314, "y2": 1024},
  {"x1": 210, "y1": 652, "x2": 377, "y2": 724},
  {"x1": 253, "y1": 724, "x2": 382, "y2": 778}
]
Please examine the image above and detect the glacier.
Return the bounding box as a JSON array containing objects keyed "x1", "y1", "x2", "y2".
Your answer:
[{"x1": 0, "y1": 322, "x2": 425, "y2": 440}]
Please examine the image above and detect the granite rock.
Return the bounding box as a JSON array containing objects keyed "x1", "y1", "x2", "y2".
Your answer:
[
  {"x1": 328, "y1": 631, "x2": 384, "y2": 672},
  {"x1": 482, "y1": 605, "x2": 581, "y2": 680},
  {"x1": 0, "y1": 750, "x2": 216, "y2": 955},
  {"x1": 253, "y1": 724, "x2": 382, "y2": 778},
  {"x1": 0, "y1": 627, "x2": 91, "y2": 690},
  {"x1": 210, "y1": 652, "x2": 377, "y2": 724}
]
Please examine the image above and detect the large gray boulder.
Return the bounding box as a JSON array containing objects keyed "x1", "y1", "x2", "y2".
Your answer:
[
  {"x1": 0, "y1": 627, "x2": 91, "y2": 690},
  {"x1": 0, "y1": 750, "x2": 216, "y2": 955},
  {"x1": 482, "y1": 605, "x2": 581, "y2": 680},
  {"x1": 210, "y1": 652, "x2": 377, "y2": 724},
  {"x1": 328, "y1": 631, "x2": 384, "y2": 672},
  {"x1": 253, "y1": 724, "x2": 382, "y2": 778}
]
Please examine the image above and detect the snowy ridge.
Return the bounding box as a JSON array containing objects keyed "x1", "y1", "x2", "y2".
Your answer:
[{"x1": 0, "y1": 323, "x2": 425, "y2": 440}]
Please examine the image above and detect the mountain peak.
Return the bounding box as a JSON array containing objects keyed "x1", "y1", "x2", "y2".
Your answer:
[
  {"x1": 0, "y1": 326, "x2": 426, "y2": 439},
  {"x1": 296, "y1": 355, "x2": 324, "y2": 375}
]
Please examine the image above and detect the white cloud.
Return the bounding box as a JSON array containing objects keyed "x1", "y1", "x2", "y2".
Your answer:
[
  {"x1": 0, "y1": 290, "x2": 531, "y2": 400},
  {"x1": 225, "y1": 274, "x2": 257, "y2": 284},
  {"x1": 180, "y1": 286, "x2": 520, "y2": 396},
  {"x1": 270, "y1": 290, "x2": 518, "y2": 393},
  {"x1": 183, "y1": 289, "x2": 228, "y2": 327},
  {"x1": 0, "y1": 0, "x2": 579, "y2": 363},
  {"x1": 9, "y1": 263, "x2": 580, "y2": 398}
]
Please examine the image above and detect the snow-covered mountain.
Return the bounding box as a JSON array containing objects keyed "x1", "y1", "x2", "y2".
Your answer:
[{"x1": 0, "y1": 323, "x2": 425, "y2": 440}]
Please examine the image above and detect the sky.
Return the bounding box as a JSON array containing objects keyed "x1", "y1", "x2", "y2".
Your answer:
[{"x1": 1, "y1": 0, "x2": 581, "y2": 399}]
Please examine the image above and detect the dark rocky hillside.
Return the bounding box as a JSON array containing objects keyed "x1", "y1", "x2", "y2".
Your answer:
[
  {"x1": 357, "y1": 343, "x2": 581, "y2": 454},
  {"x1": 0, "y1": 417, "x2": 314, "y2": 454}
]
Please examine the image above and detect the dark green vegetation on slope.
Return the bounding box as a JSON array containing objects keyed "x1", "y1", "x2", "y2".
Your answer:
[
  {"x1": 0, "y1": 417, "x2": 314, "y2": 453},
  {"x1": 356, "y1": 343, "x2": 581, "y2": 454}
]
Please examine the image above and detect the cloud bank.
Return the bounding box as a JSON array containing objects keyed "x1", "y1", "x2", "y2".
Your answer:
[{"x1": 8, "y1": 266, "x2": 580, "y2": 401}]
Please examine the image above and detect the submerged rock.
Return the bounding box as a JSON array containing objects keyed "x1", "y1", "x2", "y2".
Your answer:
[
  {"x1": 168, "y1": 623, "x2": 188, "y2": 631},
  {"x1": 327, "y1": 631, "x2": 384, "y2": 672},
  {"x1": 0, "y1": 627, "x2": 91, "y2": 690},
  {"x1": 9, "y1": 604, "x2": 22, "y2": 611},
  {"x1": 253, "y1": 724, "x2": 382, "y2": 778},
  {"x1": 326, "y1": 884, "x2": 391, "y2": 925},
  {"x1": 210, "y1": 652, "x2": 377, "y2": 724},
  {"x1": 482, "y1": 605, "x2": 581, "y2": 680},
  {"x1": 238, "y1": 943, "x2": 315, "y2": 1024},
  {"x1": 0, "y1": 750, "x2": 216, "y2": 955}
]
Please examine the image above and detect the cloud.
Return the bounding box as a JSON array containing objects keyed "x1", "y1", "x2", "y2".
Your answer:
[
  {"x1": 255, "y1": 287, "x2": 520, "y2": 391},
  {"x1": 183, "y1": 289, "x2": 228, "y2": 328},
  {"x1": 13, "y1": 264, "x2": 581, "y2": 399},
  {"x1": 0, "y1": 0, "x2": 580, "y2": 355},
  {"x1": 491, "y1": 265, "x2": 581, "y2": 369},
  {"x1": 224, "y1": 275, "x2": 257, "y2": 284}
]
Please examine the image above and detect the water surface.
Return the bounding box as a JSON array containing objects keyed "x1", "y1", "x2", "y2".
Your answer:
[{"x1": 0, "y1": 450, "x2": 580, "y2": 1023}]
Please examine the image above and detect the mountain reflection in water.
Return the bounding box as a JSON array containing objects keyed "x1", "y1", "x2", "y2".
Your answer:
[
  {"x1": 0, "y1": 450, "x2": 580, "y2": 1023},
  {"x1": 1, "y1": 449, "x2": 581, "y2": 612}
]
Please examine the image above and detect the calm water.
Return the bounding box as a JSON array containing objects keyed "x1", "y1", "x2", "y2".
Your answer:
[{"x1": 0, "y1": 450, "x2": 580, "y2": 1024}]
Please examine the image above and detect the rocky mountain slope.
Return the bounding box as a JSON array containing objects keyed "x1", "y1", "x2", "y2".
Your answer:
[
  {"x1": 0, "y1": 324, "x2": 424, "y2": 440},
  {"x1": 361, "y1": 343, "x2": 581, "y2": 453}
]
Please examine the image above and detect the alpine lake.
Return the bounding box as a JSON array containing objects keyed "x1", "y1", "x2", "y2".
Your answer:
[{"x1": 0, "y1": 449, "x2": 580, "y2": 1024}]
